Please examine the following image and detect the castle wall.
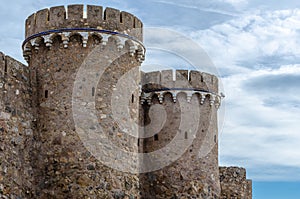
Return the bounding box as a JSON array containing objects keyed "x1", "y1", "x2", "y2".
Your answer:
[
  {"x1": 139, "y1": 70, "x2": 221, "y2": 198},
  {"x1": 0, "y1": 52, "x2": 34, "y2": 198},
  {"x1": 219, "y1": 167, "x2": 252, "y2": 199},
  {"x1": 0, "y1": 4, "x2": 252, "y2": 199}
]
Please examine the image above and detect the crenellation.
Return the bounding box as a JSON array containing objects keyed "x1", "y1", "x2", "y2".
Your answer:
[
  {"x1": 161, "y1": 69, "x2": 173, "y2": 88},
  {"x1": 142, "y1": 71, "x2": 161, "y2": 90},
  {"x1": 211, "y1": 75, "x2": 219, "y2": 92},
  {"x1": 121, "y1": 12, "x2": 134, "y2": 28},
  {"x1": 134, "y1": 17, "x2": 143, "y2": 29},
  {"x1": 35, "y1": 9, "x2": 49, "y2": 33},
  {"x1": 49, "y1": 6, "x2": 66, "y2": 28},
  {"x1": 25, "y1": 13, "x2": 36, "y2": 37},
  {"x1": 23, "y1": 5, "x2": 145, "y2": 63},
  {"x1": 141, "y1": 70, "x2": 222, "y2": 108},
  {"x1": 175, "y1": 69, "x2": 190, "y2": 87},
  {"x1": 104, "y1": 7, "x2": 120, "y2": 21},
  {"x1": 189, "y1": 70, "x2": 203, "y2": 88},
  {"x1": 67, "y1": 5, "x2": 83, "y2": 21},
  {"x1": 25, "y1": 5, "x2": 143, "y2": 41},
  {"x1": 87, "y1": 5, "x2": 103, "y2": 27},
  {"x1": 202, "y1": 72, "x2": 218, "y2": 93},
  {"x1": 141, "y1": 70, "x2": 219, "y2": 93}
]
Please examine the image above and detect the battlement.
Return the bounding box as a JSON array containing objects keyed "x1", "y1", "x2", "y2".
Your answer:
[
  {"x1": 25, "y1": 5, "x2": 143, "y2": 40},
  {"x1": 140, "y1": 70, "x2": 222, "y2": 107},
  {"x1": 23, "y1": 5, "x2": 145, "y2": 64},
  {"x1": 0, "y1": 52, "x2": 31, "y2": 111},
  {"x1": 0, "y1": 52, "x2": 29, "y2": 85}
]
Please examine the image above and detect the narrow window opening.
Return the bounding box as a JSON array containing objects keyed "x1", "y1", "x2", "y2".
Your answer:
[
  {"x1": 131, "y1": 94, "x2": 134, "y2": 103},
  {"x1": 214, "y1": 135, "x2": 217, "y2": 143},
  {"x1": 103, "y1": 10, "x2": 107, "y2": 20},
  {"x1": 154, "y1": 134, "x2": 159, "y2": 141},
  {"x1": 45, "y1": 90, "x2": 48, "y2": 98},
  {"x1": 137, "y1": 139, "x2": 140, "y2": 146},
  {"x1": 120, "y1": 13, "x2": 123, "y2": 23},
  {"x1": 65, "y1": 6, "x2": 68, "y2": 19},
  {"x1": 4, "y1": 58, "x2": 7, "y2": 72},
  {"x1": 200, "y1": 75, "x2": 203, "y2": 82},
  {"x1": 92, "y1": 87, "x2": 95, "y2": 96},
  {"x1": 184, "y1": 131, "x2": 188, "y2": 139}
]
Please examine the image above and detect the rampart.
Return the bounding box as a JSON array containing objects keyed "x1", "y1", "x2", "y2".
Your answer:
[{"x1": 0, "y1": 52, "x2": 34, "y2": 198}]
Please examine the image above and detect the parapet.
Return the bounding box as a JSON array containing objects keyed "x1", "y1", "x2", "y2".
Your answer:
[
  {"x1": 140, "y1": 70, "x2": 222, "y2": 107},
  {"x1": 25, "y1": 5, "x2": 143, "y2": 41},
  {"x1": 0, "y1": 52, "x2": 29, "y2": 85},
  {"x1": 219, "y1": 167, "x2": 252, "y2": 199},
  {"x1": 22, "y1": 5, "x2": 145, "y2": 64}
]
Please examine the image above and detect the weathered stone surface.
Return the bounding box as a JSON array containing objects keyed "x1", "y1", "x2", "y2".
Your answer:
[
  {"x1": 219, "y1": 167, "x2": 252, "y2": 199},
  {"x1": 0, "y1": 53, "x2": 34, "y2": 198}
]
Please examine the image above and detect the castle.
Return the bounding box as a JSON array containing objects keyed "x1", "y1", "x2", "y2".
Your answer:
[{"x1": 0, "y1": 4, "x2": 252, "y2": 199}]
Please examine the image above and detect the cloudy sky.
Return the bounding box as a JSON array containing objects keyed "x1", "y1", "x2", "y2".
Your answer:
[{"x1": 1, "y1": 0, "x2": 300, "y2": 198}]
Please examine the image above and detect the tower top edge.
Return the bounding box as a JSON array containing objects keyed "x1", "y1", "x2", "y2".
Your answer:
[{"x1": 25, "y1": 5, "x2": 143, "y2": 41}]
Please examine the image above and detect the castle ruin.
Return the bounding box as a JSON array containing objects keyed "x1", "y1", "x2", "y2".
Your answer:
[{"x1": 0, "y1": 4, "x2": 252, "y2": 199}]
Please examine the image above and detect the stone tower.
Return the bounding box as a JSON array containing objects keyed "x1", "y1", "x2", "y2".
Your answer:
[
  {"x1": 22, "y1": 4, "x2": 145, "y2": 198},
  {"x1": 139, "y1": 70, "x2": 221, "y2": 198},
  {"x1": 0, "y1": 4, "x2": 252, "y2": 199}
]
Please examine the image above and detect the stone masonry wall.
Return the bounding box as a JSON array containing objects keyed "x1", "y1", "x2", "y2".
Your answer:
[
  {"x1": 219, "y1": 167, "x2": 252, "y2": 199},
  {"x1": 0, "y1": 52, "x2": 34, "y2": 198},
  {"x1": 139, "y1": 70, "x2": 221, "y2": 198}
]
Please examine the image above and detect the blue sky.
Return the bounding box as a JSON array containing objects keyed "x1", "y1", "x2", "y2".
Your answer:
[{"x1": 1, "y1": 0, "x2": 300, "y2": 198}]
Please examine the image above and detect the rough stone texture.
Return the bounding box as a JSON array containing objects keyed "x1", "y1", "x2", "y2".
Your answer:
[
  {"x1": 0, "y1": 52, "x2": 34, "y2": 198},
  {"x1": 0, "y1": 4, "x2": 252, "y2": 199},
  {"x1": 219, "y1": 167, "x2": 252, "y2": 199},
  {"x1": 26, "y1": 6, "x2": 143, "y2": 198},
  {"x1": 139, "y1": 70, "x2": 220, "y2": 198},
  {"x1": 25, "y1": 5, "x2": 143, "y2": 41}
]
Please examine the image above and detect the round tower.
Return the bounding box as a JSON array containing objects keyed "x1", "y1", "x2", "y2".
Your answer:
[
  {"x1": 23, "y1": 5, "x2": 144, "y2": 198},
  {"x1": 139, "y1": 69, "x2": 222, "y2": 198}
]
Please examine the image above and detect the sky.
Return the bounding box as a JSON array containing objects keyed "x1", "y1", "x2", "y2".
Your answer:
[{"x1": 1, "y1": 0, "x2": 300, "y2": 198}]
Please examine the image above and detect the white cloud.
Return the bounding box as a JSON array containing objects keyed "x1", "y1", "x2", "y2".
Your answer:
[
  {"x1": 184, "y1": 9, "x2": 300, "y2": 180},
  {"x1": 190, "y1": 9, "x2": 300, "y2": 76},
  {"x1": 219, "y1": 65, "x2": 300, "y2": 180}
]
